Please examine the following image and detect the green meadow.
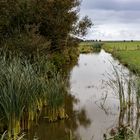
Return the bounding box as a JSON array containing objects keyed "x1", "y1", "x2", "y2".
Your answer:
[
  {"x1": 103, "y1": 41, "x2": 140, "y2": 52},
  {"x1": 103, "y1": 41, "x2": 140, "y2": 74}
]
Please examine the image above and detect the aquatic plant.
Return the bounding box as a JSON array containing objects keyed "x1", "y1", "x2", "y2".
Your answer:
[
  {"x1": 0, "y1": 52, "x2": 68, "y2": 139},
  {"x1": 43, "y1": 72, "x2": 69, "y2": 122},
  {"x1": 105, "y1": 125, "x2": 140, "y2": 140},
  {"x1": 0, "y1": 131, "x2": 25, "y2": 140},
  {"x1": 106, "y1": 65, "x2": 140, "y2": 140},
  {"x1": 0, "y1": 55, "x2": 44, "y2": 138}
]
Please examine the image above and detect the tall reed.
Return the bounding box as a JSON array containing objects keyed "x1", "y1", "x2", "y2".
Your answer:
[{"x1": 0, "y1": 51, "x2": 68, "y2": 139}]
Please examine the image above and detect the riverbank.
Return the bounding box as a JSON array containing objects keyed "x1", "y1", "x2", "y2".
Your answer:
[
  {"x1": 79, "y1": 42, "x2": 103, "y2": 53},
  {"x1": 103, "y1": 41, "x2": 140, "y2": 74}
]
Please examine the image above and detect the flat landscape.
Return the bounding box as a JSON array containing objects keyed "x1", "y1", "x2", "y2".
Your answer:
[
  {"x1": 1, "y1": 0, "x2": 140, "y2": 139},
  {"x1": 103, "y1": 41, "x2": 140, "y2": 74},
  {"x1": 80, "y1": 41, "x2": 140, "y2": 74}
]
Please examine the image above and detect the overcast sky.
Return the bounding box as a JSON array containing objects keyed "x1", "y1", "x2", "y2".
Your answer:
[{"x1": 80, "y1": 0, "x2": 140, "y2": 40}]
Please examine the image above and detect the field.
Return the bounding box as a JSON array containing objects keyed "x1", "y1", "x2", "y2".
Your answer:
[
  {"x1": 103, "y1": 41, "x2": 140, "y2": 52},
  {"x1": 103, "y1": 41, "x2": 140, "y2": 74}
]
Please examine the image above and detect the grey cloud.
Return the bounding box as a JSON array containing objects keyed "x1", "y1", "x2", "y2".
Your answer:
[
  {"x1": 81, "y1": 0, "x2": 140, "y2": 11},
  {"x1": 80, "y1": 0, "x2": 140, "y2": 40},
  {"x1": 80, "y1": 9, "x2": 140, "y2": 24}
]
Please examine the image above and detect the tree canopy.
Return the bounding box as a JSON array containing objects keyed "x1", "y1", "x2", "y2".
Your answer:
[{"x1": 0, "y1": 0, "x2": 92, "y2": 52}]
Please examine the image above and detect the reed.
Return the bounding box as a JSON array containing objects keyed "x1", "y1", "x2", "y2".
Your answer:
[
  {"x1": 0, "y1": 131, "x2": 25, "y2": 140},
  {"x1": 106, "y1": 66, "x2": 140, "y2": 140},
  {"x1": 0, "y1": 51, "x2": 68, "y2": 139}
]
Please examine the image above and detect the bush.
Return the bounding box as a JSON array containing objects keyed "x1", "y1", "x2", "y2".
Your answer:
[{"x1": 1, "y1": 28, "x2": 50, "y2": 58}]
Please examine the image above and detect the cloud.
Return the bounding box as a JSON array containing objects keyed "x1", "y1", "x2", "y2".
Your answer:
[
  {"x1": 80, "y1": 0, "x2": 140, "y2": 40},
  {"x1": 80, "y1": 9, "x2": 140, "y2": 24},
  {"x1": 81, "y1": 0, "x2": 140, "y2": 11},
  {"x1": 85, "y1": 24, "x2": 140, "y2": 40}
]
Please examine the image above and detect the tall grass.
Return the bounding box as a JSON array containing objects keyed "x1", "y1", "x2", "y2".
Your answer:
[
  {"x1": 44, "y1": 72, "x2": 68, "y2": 122},
  {"x1": 79, "y1": 42, "x2": 103, "y2": 53},
  {"x1": 106, "y1": 66, "x2": 140, "y2": 140},
  {"x1": 0, "y1": 54, "x2": 45, "y2": 138},
  {"x1": 0, "y1": 51, "x2": 68, "y2": 139},
  {"x1": 0, "y1": 131, "x2": 25, "y2": 140}
]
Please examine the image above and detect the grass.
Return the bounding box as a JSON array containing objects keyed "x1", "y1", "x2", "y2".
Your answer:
[
  {"x1": 103, "y1": 41, "x2": 140, "y2": 52},
  {"x1": 103, "y1": 41, "x2": 140, "y2": 74},
  {"x1": 106, "y1": 126, "x2": 140, "y2": 140},
  {"x1": 0, "y1": 50, "x2": 68, "y2": 139},
  {"x1": 102, "y1": 41, "x2": 140, "y2": 140},
  {"x1": 114, "y1": 50, "x2": 140, "y2": 73},
  {"x1": 79, "y1": 41, "x2": 140, "y2": 74},
  {"x1": 106, "y1": 67, "x2": 140, "y2": 140},
  {"x1": 79, "y1": 42, "x2": 103, "y2": 53},
  {"x1": 0, "y1": 131, "x2": 25, "y2": 140}
]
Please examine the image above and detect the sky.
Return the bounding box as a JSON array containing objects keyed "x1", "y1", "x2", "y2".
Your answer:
[{"x1": 80, "y1": 0, "x2": 140, "y2": 40}]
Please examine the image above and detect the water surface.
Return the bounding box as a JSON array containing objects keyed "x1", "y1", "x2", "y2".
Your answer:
[{"x1": 29, "y1": 50, "x2": 137, "y2": 140}]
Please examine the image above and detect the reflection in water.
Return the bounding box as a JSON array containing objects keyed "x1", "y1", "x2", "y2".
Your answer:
[
  {"x1": 28, "y1": 93, "x2": 91, "y2": 140},
  {"x1": 70, "y1": 50, "x2": 122, "y2": 140},
  {"x1": 28, "y1": 50, "x2": 140, "y2": 140},
  {"x1": 106, "y1": 68, "x2": 140, "y2": 139}
]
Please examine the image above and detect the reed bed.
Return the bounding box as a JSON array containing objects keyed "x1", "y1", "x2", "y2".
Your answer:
[
  {"x1": 0, "y1": 52, "x2": 68, "y2": 139},
  {"x1": 79, "y1": 42, "x2": 103, "y2": 53},
  {"x1": 106, "y1": 66, "x2": 140, "y2": 140}
]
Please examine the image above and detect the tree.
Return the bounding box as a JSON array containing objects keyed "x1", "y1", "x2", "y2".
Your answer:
[
  {"x1": 32, "y1": 0, "x2": 92, "y2": 50},
  {"x1": 0, "y1": 0, "x2": 92, "y2": 52}
]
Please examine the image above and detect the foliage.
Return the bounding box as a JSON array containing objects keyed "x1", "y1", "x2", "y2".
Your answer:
[
  {"x1": 0, "y1": 0, "x2": 92, "y2": 139},
  {"x1": 0, "y1": 0, "x2": 92, "y2": 52},
  {"x1": 0, "y1": 51, "x2": 68, "y2": 139},
  {"x1": 105, "y1": 125, "x2": 139, "y2": 140},
  {"x1": 79, "y1": 42, "x2": 102, "y2": 53},
  {"x1": 0, "y1": 131, "x2": 25, "y2": 140},
  {"x1": 1, "y1": 29, "x2": 50, "y2": 58}
]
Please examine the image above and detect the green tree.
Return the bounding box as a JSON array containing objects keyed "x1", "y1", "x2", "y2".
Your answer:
[
  {"x1": 31, "y1": 0, "x2": 92, "y2": 50},
  {"x1": 0, "y1": 0, "x2": 92, "y2": 52}
]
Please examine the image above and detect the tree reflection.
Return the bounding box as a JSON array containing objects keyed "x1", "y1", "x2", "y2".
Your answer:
[{"x1": 27, "y1": 93, "x2": 91, "y2": 140}]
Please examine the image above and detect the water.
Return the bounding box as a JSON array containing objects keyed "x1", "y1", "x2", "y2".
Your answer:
[
  {"x1": 69, "y1": 50, "x2": 129, "y2": 140},
  {"x1": 28, "y1": 50, "x2": 137, "y2": 140}
]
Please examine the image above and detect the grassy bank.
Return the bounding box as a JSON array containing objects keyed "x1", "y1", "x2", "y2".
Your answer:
[
  {"x1": 0, "y1": 51, "x2": 71, "y2": 139},
  {"x1": 79, "y1": 42, "x2": 103, "y2": 53},
  {"x1": 103, "y1": 41, "x2": 140, "y2": 74}
]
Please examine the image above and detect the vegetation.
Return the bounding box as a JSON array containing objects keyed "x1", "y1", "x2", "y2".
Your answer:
[
  {"x1": 0, "y1": 51, "x2": 69, "y2": 139},
  {"x1": 0, "y1": 0, "x2": 92, "y2": 139},
  {"x1": 105, "y1": 125, "x2": 140, "y2": 140},
  {"x1": 103, "y1": 41, "x2": 140, "y2": 74},
  {"x1": 106, "y1": 67, "x2": 140, "y2": 140},
  {"x1": 0, "y1": 131, "x2": 25, "y2": 140},
  {"x1": 0, "y1": 0, "x2": 92, "y2": 54},
  {"x1": 103, "y1": 41, "x2": 140, "y2": 52},
  {"x1": 101, "y1": 42, "x2": 140, "y2": 139},
  {"x1": 79, "y1": 42, "x2": 103, "y2": 53}
]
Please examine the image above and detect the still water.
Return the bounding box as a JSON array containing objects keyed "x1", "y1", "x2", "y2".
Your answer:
[{"x1": 29, "y1": 50, "x2": 137, "y2": 140}]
